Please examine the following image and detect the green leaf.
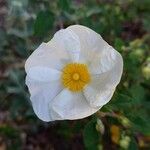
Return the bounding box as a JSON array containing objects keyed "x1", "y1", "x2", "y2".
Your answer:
[
  {"x1": 34, "y1": 10, "x2": 54, "y2": 36},
  {"x1": 130, "y1": 85, "x2": 145, "y2": 103},
  {"x1": 0, "y1": 126, "x2": 21, "y2": 150},
  {"x1": 83, "y1": 119, "x2": 100, "y2": 150},
  {"x1": 58, "y1": 0, "x2": 70, "y2": 11},
  {"x1": 114, "y1": 38, "x2": 124, "y2": 52},
  {"x1": 130, "y1": 116, "x2": 150, "y2": 136},
  {"x1": 128, "y1": 137, "x2": 138, "y2": 150},
  {"x1": 111, "y1": 93, "x2": 132, "y2": 106},
  {"x1": 86, "y1": 7, "x2": 102, "y2": 17},
  {"x1": 13, "y1": 38, "x2": 28, "y2": 57}
]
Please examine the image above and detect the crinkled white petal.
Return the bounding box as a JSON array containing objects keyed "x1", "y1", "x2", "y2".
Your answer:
[
  {"x1": 83, "y1": 45, "x2": 123, "y2": 108},
  {"x1": 84, "y1": 55, "x2": 123, "y2": 108},
  {"x1": 84, "y1": 86, "x2": 115, "y2": 107},
  {"x1": 26, "y1": 75, "x2": 63, "y2": 121},
  {"x1": 51, "y1": 28, "x2": 81, "y2": 62},
  {"x1": 89, "y1": 46, "x2": 123, "y2": 75},
  {"x1": 49, "y1": 89, "x2": 100, "y2": 120},
  {"x1": 67, "y1": 25, "x2": 109, "y2": 64},
  {"x1": 27, "y1": 66, "x2": 61, "y2": 82},
  {"x1": 25, "y1": 42, "x2": 69, "y2": 73}
]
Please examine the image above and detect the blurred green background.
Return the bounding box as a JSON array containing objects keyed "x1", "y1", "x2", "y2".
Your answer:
[{"x1": 0, "y1": 0, "x2": 150, "y2": 149}]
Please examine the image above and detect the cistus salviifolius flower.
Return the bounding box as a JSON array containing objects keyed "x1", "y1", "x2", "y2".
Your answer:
[{"x1": 25, "y1": 25, "x2": 123, "y2": 122}]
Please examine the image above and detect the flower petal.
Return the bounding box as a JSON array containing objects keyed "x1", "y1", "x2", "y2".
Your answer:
[
  {"x1": 49, "y1": 89, "x2": 100, "y2": 120},
  {"x1": 83, "y1": 62, "x2": 122, "y2": 108},
  {"x1": 67, "y1": 25, "x2": 109, "y2": 64},
  {"x1": 26, "y1": 76, "x2": 63, "y2": 121},
  {"x1": 84, "y1": 85, "x2": 115, "y2": 107},
  {"x1": 83, "y1": 45, "x2": 123, "y2": 108},
  {"x1": 25, "y1": 42, "x2": 69, "y2": 72},
  {"x1": 89, "y1": 46, "x2": 123, "y2": 75},
  {"x1": 27, "y1": 66, "x2": 61, "y2": 82},
  {"x1": 51, "y1": 28, "x2": 81, "y2": 62}
]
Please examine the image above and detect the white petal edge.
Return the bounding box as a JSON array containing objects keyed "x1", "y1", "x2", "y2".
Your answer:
[
  {"x1": 51, "y1": 28, "x2": 81, "y2": 62},
  {"x1": 83, "y1": 47, "x2": 123, "y2": 108},
  {"x1": 27, "y1": 66, "x2": 61, "y2": 82},
  {"x1": 67, "y1": 25, "x2": 110, "y2": 64},
  {"x1": 49, "y1": 89, "x2": 101, "y2": 120},
  {"x1": 89, "y1": 46, "x2": 123, "y2": 75},
  {"x1": 84, "y1": 86, "x2": 115, "y2": 107},
  {"x1": 26, "y1": 75, "x2": 63, "y2": 121},
  {"x1": 25, "y1": 42, "x2": 69, "y2": 72}
]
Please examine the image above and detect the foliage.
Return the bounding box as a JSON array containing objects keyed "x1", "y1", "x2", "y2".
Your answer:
[{"x1": 0, "y1": 0, "x2": 150, "y2": 149}]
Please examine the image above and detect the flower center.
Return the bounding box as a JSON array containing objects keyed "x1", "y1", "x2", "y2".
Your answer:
[
  {"x1": 61, "y1": 63, "x2": 91, "y2": 92},
  {"x1": 72, "y1": 73, "x2": 80, "y2": 81}
]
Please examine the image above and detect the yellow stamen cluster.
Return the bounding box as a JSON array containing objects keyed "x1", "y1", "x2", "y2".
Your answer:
[{"x1": 61, "y1": 63, "x2": 91, "y2": 92}]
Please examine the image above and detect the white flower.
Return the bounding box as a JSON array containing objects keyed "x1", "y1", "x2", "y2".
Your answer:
[{"x1": 25, "y1": 25, "x2": 123, "y2": 122}]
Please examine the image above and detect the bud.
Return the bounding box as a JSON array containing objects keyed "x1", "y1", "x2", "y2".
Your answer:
[
  {"x1": 142, "y1": 65, "x2": 150, "y2": 80},
  {"x1": 119, "y1": 136, "x2": 131, "y2": 149},
  {"x1": 139, "y1": 139, "x2": 145, "y2": 147},
  {"x1": 120, "y1": 116, "x2": 131, "y2": 127},
  {"x1": 146, "y1": 57, "x2": 150, "y2": 63},
  {"x1": 130, "y1": 48, "x2": 144, "y2": 62},
  {"x1": 134, "y1": 49, "x2": 144, "y2": 58},
  {"x1": 110, "y1": 125, "x2": 120, "y2": 144},
  {"x1": 96, "y1": 119, "x2": 105, "y2": 134},
  {"x1": 123, "y1": 81, "x2": 129, "y2": 88},
  {"x1": 129, "y1": 39, "x2": 142, "y2": 48}
]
